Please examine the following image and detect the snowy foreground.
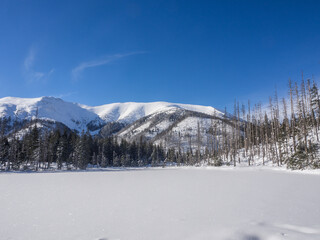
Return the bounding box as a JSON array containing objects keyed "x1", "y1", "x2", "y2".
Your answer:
[{"x1": 1, "y1": 168, "x2": 320, "y2": 240}]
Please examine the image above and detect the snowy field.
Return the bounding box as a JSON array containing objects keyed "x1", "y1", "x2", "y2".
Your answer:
[{"x1": 1, "y1": 168, "x2": 320, "y2": 240}]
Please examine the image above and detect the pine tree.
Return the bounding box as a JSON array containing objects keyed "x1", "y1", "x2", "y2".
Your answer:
[
  {"x1": 0, "y1": 136, "x2": 10, "y2": 170},
  {"x1": 74, "y1": 130, "x2": 90, "y2": 170},
  {"x1": 56, "y1": 131, "x2": 69, "y2": 169}
]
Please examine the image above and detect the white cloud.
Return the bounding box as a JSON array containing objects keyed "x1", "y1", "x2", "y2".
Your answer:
[
  {"x1": 23, "y1": 47, "x2": 54, "y2": 83},
  {"x1": 53, "y1": 91, "x2": 77, "y2": 99},
  {"x1": 71, "y1": 51, "x2": 145, "y2": 81}
]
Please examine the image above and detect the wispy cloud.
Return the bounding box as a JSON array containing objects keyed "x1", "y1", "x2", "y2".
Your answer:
[
  {"x1": 53, "y1": 91, "x2": 77, "y2": 99},
  {"x1": 71, "y1": 51, "x2": 145, "y2": 81},
  {"x1": 23, "y1": 47, "x2": 54, "y2": 83}
]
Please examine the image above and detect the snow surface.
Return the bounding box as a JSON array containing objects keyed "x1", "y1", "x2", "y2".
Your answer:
[
  {"x1": 0, "y1": 96, "x2": 223, "y2": 132},
  {"x1": 1, "y1": 168, "x2": 319, "y2": 240}
]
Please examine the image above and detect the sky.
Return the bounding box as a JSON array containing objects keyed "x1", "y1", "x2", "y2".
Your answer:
[{"x1": 0, "y1": 0, "x2": 320, "y2": 111}]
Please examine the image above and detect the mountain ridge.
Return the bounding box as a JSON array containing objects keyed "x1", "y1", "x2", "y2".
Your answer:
[{"x1": 0, "y1": 96, "x2": 224, "y2": 132}]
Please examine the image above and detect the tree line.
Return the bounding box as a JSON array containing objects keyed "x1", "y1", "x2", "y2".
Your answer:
[{"x1": 0, "y1": 121, "x2": 172, "y2": 171}]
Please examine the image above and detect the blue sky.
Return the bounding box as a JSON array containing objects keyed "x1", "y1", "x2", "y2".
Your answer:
[{"x1": 0, "y1": 0, "x2": 320, "y2": 111}]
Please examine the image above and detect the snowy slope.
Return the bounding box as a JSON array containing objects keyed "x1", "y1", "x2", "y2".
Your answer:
[
  {"x1": 82, "y1": 101, "x2": 223, "y2": 123},
  {"x1": 154, "y1": 115, "x2": 226, "y2": 151},
  {"x1": 114, "y1": 107, "x2": 234, "y2": 152},
  {"x1": 0, "y1": 96, "x2": 224, "y2": 133},
  {"x1": 116, "y1": 107, "x2": 184, "y2": 140}
]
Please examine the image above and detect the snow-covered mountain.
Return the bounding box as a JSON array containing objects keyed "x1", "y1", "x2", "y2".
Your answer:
[
  {"x1": 113, "y1": 107, "x2": 234, "y2": 152},
  {"x1": 0, "y1": 96, "x2": 223, "y2": 130},
  {"x1": 0, "y1": 97, "x2": 104, "y2": 132},
  {"x1": 83, "y1": 101, "x2": 224, "y2": 123},
  {"x1": 0, "y1": 96, "x2": 233, "y2": 149}
]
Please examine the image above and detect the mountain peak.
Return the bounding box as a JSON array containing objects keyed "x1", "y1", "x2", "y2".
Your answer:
[{"x1": 40, "y1": 96, "x2": 63, "y2": 102}]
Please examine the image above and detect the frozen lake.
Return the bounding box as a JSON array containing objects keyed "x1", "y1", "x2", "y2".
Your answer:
[{"x1": 1, "y1": 167, "x2": 320, "y2": 240}]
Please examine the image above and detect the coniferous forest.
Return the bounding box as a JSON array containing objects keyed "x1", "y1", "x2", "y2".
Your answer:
[{"x1": 1, "y1": 77, "x2": 320, "y2": 171}]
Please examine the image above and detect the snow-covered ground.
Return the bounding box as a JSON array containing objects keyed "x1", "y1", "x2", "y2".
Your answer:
[{"x1": 0, "y1": 167, "x2": 319, "y2": 240}]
